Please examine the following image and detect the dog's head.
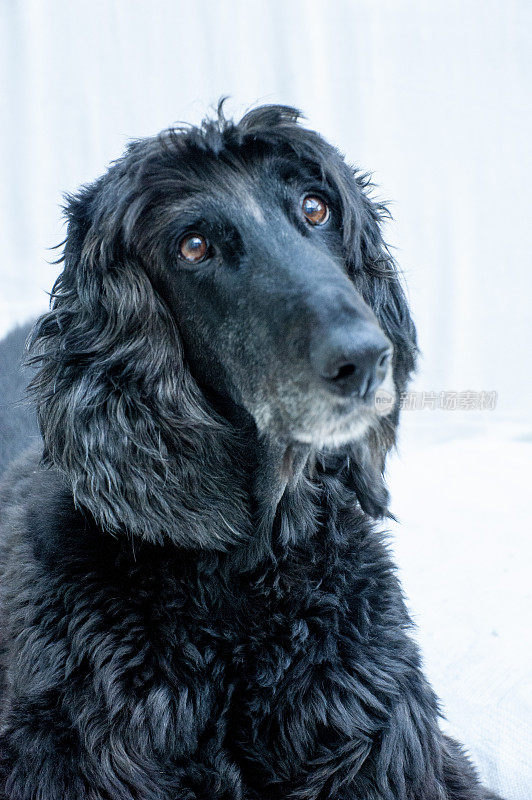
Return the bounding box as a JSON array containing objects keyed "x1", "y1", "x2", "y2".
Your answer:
[{"x1": 30, "y1": 105, "x2": 417, "y2": 547}]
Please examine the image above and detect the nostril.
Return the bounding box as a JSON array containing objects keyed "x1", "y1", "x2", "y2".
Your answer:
[
  {"x1": 332, "y1": 363, "x2": 356, "y2": 382},
  {"x1": 377, "y1": 349, "x2": 393, "y2": 370},
  {"x1": 311, "y1": 326, "x2": 393, "y2": 400}
]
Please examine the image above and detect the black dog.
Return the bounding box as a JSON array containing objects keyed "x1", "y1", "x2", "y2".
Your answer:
[{"x1": 0, "y1": 105, "x2": 501, "y2": 799}]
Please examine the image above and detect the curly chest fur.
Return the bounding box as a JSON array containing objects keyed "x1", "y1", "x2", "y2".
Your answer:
[
  {"x1": 221, "y1": 538, "x2": 438, "y2": 797},
  {"x1": 25, "y1": 510, "x2": 436, "y2": 795},
  {"x1": 0, "y1": 465, "x2": 479, "y2": 800}
]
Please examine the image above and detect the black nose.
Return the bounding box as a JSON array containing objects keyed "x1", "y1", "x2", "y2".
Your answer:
[{"x1": 311, "y1": 325, "x2": 393, "y2": 400}]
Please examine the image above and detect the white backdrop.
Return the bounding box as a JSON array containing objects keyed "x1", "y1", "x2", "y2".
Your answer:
[{"x1": 0, "y1": 3, "x2": 531, "y2": 798}]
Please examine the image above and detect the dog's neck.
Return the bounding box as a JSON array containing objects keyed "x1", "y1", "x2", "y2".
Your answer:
[
  {"x1": 193, "y1": 384, "x2": 318, "y2": 567},
  {"x1": 180, "y1": 385, "x2": 390, "y2": 570},
  {"x1": 237, "y1": 436, "x2": 315, "y2": 570}
]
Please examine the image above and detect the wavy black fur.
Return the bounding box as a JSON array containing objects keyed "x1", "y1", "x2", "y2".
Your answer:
[{"x1": 0, "y1": 104, "x2": 501, "y2": 799}]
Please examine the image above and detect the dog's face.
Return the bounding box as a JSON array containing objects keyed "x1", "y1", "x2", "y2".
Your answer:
[
  {"x1": 148, "y1": 152, "x2": 394, "y2": 449},
  {"x1": 108, "y1": 106, "x2": 415, "y2": 452},
  {"x1": 30, "y1": 106, "x2": 417, "y2": 545}
]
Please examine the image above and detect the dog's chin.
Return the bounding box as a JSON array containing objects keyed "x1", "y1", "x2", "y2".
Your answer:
[
  {"x1": 250, "y1": 371, "x2": 396, "y2": 450},
  {"x1": 289, "y1": 372, "x2": 397, "y2": 450},
  {"x1": 291, "y1": 407, "x2": 376, "y2": 450}
]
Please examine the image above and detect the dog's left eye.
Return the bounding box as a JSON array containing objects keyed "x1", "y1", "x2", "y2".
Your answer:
[
  {"x1": 178, "y1": 233, "x2": 209, "y2": 264},
  {"x1": 301, "y1": 195, "x2": 330, "y2": 226}
]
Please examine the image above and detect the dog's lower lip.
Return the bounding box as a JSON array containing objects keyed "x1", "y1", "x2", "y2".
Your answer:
[
  {"x1": 332, "y1": 396, "x2": 367, "y2": 415},
  {"x1": 290, "y1": 405, "x2": 373, "y2": 444}
]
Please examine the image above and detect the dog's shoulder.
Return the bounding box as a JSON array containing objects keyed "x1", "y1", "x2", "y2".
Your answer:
[{"x1": 0, "y1": 446, "x2": 114, "y2": 570}]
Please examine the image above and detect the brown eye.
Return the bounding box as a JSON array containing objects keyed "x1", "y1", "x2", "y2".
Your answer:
[
  {"x1": 178, "y1": 233, "x2": 209, "y2": 264},
  {"x1": 302, "y1": 194, "x2": 329, "y2": 226}
]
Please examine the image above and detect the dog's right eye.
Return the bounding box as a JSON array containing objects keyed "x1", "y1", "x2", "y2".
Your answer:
[{"x1": 178, "y1": 233, "x2": 209, "y2": 264}]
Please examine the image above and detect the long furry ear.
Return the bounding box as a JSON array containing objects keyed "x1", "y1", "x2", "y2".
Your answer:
[
  {"x1": 349, "y1": 172, "x2": 418, "y2": 385},
  {"x1": 28, "y1": 183, "x2": 249, "y2": 548},
  {"x1": 343, "y1": 174, "x2": 417, "y2": 518},
  {"x1": 316, "y1": 160, "x2": 418, "y2": 517}
]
